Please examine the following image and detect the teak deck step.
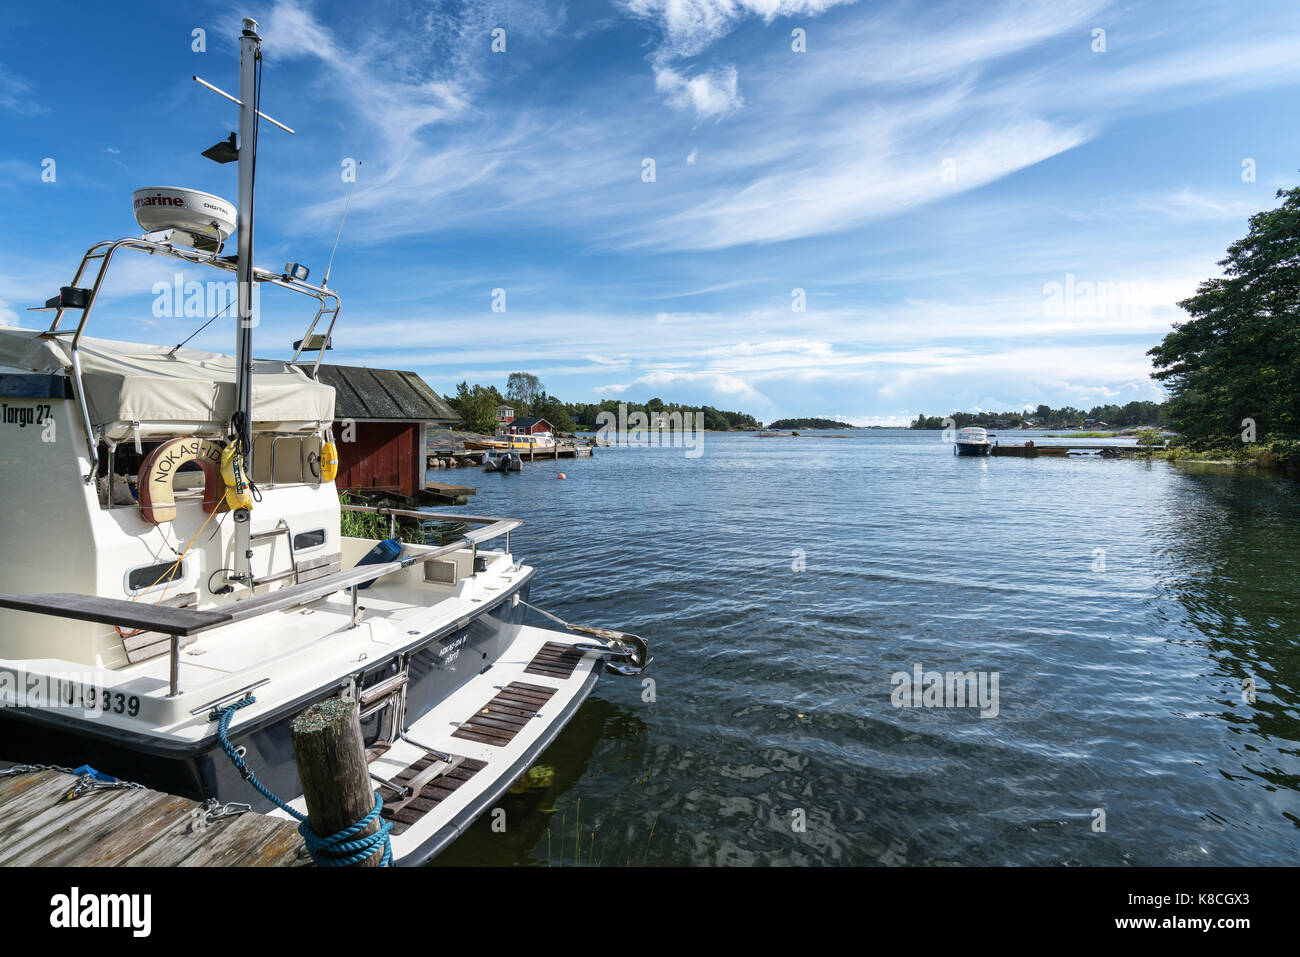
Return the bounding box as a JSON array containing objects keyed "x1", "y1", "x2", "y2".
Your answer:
[
  {"x1": 451, "y1": 681, "x2": 557, "y2": 748},
  {"x1": 524, "y1": 641, "x2": 586, "y2": 680},
  {"x1": 375, "y1": 750, "x2": 487, "y2": 836}
]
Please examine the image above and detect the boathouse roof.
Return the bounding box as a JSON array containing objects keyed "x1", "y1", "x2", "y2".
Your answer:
[{"x1": 307, "y1": 364, "x2": 461, "y2": 424}]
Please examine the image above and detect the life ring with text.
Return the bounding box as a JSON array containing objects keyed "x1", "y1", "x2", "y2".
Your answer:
[{"x1": 137, "y1": 437, "x2": 227, "y2": 524}]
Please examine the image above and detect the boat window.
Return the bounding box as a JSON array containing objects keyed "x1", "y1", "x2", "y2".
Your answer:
[
  {"x1": 294, "y1": 528, "x2": 327, "y2": 551},
  {"x1": 126, "y1": 559, "x2": 185, "y2": 594}
]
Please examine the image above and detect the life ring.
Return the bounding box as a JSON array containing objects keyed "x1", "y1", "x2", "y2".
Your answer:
[
  {"x1": 137, "y1": 437, "x2": 227, "y2": 524},
  {"x1": 319, "y1": 440, "x2": 339, "y2": 483},
  {"x1": 220, "y1": 441, "x2": 254, "y2": 511}
]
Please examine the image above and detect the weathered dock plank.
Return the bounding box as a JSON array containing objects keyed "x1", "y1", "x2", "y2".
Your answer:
[
  {"x1": 45, "y1": 792, "x2": 197, "y2": 867},
  {"x1": 0, "y1": 769, "x2": 307, "y2": 867},
  {"x1": 6, "y1": 788, "x2": 163, "y2": 866}
]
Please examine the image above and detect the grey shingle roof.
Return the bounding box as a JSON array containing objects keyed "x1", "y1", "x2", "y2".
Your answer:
[{"x1": 305, "y1": 364, "x2": 460, "y2": 423}]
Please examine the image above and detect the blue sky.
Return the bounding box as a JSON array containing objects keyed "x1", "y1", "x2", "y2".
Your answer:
[{"x1": 2, "y1": 0, "x2": 1298, "y2": 425}]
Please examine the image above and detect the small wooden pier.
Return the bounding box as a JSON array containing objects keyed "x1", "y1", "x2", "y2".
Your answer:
[
  {"x1": 522, "y1": 442, "x2": 593, "y2": 462},
  {"x1": 435, "y1": 442, "x2": 594, "y2": 466},
  {"x1": 0, "y1": 766, "x2": 307, "y2": 866},
  {"x1": 421, "y1": 480, "x2": 478, "y2": 504},
  {"x1": 990, "y1": 443, "x2": 1143, "y2": 458}
]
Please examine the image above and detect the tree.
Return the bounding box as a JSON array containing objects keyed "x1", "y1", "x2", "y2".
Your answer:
[
  {"x1": 1148, "y1": 184, "x2": 1300, "y2": 443},
  {"x1": 531, "y1": 391, "x2": 576, "y2": 433},
  {"x1": 505, "y1": 372, "x2": 543, "y2": 413},
  {"x1": 447, "y1": 381, "x2": 504, "y2": 435}
]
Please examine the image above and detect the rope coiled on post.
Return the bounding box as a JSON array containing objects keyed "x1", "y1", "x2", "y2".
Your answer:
[{"x1": 210, "y1": 697, "x2": 393, "y2": 867}]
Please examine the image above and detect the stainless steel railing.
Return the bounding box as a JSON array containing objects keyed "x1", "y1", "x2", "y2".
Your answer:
[
  {"x1": 0, "y1": 510, "x2": 522, "y2": 697},
  {"x1": 44, "y1": 235, "x2": 343, "y2": 482}
]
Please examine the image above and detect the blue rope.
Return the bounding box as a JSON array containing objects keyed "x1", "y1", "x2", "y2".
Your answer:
[{"x1": 210, "y1": 697, "x2": 393, "y2": 867}]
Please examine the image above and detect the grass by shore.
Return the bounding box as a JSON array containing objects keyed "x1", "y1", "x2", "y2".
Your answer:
[{"x1": 1149, "y1": 440, "x2": 1300, "y2": 472}]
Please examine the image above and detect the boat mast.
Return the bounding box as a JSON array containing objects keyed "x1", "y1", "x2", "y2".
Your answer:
[{"x1": 232, "y1": 17, "x2": 261, "y2": 586}]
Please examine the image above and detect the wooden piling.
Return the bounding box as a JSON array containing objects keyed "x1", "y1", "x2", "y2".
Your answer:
[{"x1": 289, "y1": 696, "x2": 383, "y2": 867}]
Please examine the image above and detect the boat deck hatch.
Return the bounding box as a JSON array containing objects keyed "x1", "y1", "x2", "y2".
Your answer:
[{"x1": 451, "y1": 681, "x2": 557, "y2": 748}]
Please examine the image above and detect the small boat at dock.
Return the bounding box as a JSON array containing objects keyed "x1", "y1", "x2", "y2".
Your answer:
[{"x1": 954, "y1": 427, "x2": 995, "y2": 456}]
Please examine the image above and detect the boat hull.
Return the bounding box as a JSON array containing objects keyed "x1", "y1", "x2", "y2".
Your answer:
[
  {"x1": 955, "y1": 441, "x2": 992, "y2": 456},
  {"x1": 0, "y1": 574, "x2": 589, "y2": 865}
]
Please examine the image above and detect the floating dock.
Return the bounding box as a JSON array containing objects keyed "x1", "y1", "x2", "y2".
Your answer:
[
  {"x1": 0, "y1": 766, "x2": 307, "y2": 866},
  {"x1": 422, "y1": 480, "x2": 478, "y2": 503}
]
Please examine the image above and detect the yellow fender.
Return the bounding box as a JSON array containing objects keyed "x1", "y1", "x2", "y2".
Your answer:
[
  {"x1": 319, "y1": 440, "x2": 339, "y2": 483},
  {"x1": 220, "y1": 441, "x2": 254, "y2": 511}
]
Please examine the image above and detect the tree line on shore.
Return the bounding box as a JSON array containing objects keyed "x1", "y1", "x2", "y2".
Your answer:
[
  {"x1": 446, "y1": 372, "x2": 760, "y2": 435},
  {"x1": 766, "y1": 417, "x2": 859, "y2": 430},
  {"x1": 910, "y1": 400, "x2": 1169, "y2": 431}
]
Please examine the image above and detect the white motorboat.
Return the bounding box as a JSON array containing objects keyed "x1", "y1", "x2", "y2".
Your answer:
[
  {"x1": 954, "y1": 427, "x2": 995, "y2": 456},
  {"x1": 0, "y1": 18, "x2": 646, "y2": 866}
]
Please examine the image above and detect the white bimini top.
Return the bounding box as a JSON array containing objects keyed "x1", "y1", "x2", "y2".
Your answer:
[{"x1": 0, "y1": 326, "x2": 334, "y2": 440}]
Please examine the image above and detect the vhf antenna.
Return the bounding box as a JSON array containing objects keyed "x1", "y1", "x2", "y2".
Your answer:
[{"x1": 323, "y1": 161, "x2": 360, "y2": 289}]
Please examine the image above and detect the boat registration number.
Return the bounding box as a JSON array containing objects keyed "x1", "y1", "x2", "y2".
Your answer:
[{"x1": 0, "y1": 670, "x2": 141, "y2": 718}]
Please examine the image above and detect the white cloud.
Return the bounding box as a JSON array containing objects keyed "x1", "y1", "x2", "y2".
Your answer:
[
  {"x1": 598, "y1": 369, "x2": 770, "y2": 405},
  {"x1": 638, "y1": 118, "x2": 1090, "y2": 249},
  {"x1": 619, "y1": 0, "x2": 859, "y2": 59},
  {"x1": 654, "y1": 64, "x2": 743, "y2": 118}
]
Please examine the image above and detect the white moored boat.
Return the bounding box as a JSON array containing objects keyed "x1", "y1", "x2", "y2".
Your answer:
[
  {"x1": 0, "y1": 18, "x2": 647, "y2": 866},
  {"x1": 954, "y1": 427, "x2": 995, "y2": 456}
]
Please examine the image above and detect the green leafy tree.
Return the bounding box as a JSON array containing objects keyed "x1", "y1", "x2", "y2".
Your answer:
[
  {"x1": 447, "y1": 381, "x2": 505, "y2": 434},
  {"x1": 1149, "y1": 184, "x2": 1300, "y2": 443},
  {"x1": 505, "y1": 372, "x2": 544, "y2": 413},
  {"x1": 531, "y1": 391, "x2": 577, "y2": 433}
]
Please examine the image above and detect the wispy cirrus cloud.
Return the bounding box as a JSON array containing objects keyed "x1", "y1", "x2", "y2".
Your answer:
[
  {"x1": 0, "y1": 66, "x2": 45, "y2": 116},
  {"x1": 618, "y1": 0, "x2": 859, "y2": 59}
]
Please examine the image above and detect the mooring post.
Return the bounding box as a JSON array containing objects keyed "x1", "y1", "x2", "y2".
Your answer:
[{"x1": 289, "y1": 696, "x2": 383, "y2": 867}]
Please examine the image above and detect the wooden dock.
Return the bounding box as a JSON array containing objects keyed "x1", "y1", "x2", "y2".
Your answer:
[
  {"x1": 990, "y1": 443, "x2": 1143, "y2": 458},
  {"x1": 0, "y1": 766, "x2": 308, "y2": 867},
  {"x1": 422, "y1": 480, "x2": 478, "y2": 502},
  {"x1": 522, "y1": 442, "x2": 593, "y2": 462},
  {"x1": 442, "y1": 442, "x2": 594, "y2": 464}
]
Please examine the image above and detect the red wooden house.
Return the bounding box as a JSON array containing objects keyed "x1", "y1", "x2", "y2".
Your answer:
[
  {"x1": 503, "y1": 416, "x2": 554, "y2": 437},
  {"x1": 310, "y1": 364, "x2": 460, "y2": 499}
]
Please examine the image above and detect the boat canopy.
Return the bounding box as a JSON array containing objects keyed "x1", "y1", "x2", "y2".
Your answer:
[{"x1": 0, "y1": 326, "x2": 334, "y2": 439}]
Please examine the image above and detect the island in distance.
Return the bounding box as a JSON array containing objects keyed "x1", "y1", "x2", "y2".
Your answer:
[{"x1": 765, "y1": 418, "x2": 865, "y2": 430}]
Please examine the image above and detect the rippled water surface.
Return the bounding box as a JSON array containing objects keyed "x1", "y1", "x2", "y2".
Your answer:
[{"x1": 432, "y1": 431, "x2": 1300, "y2": 866}]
